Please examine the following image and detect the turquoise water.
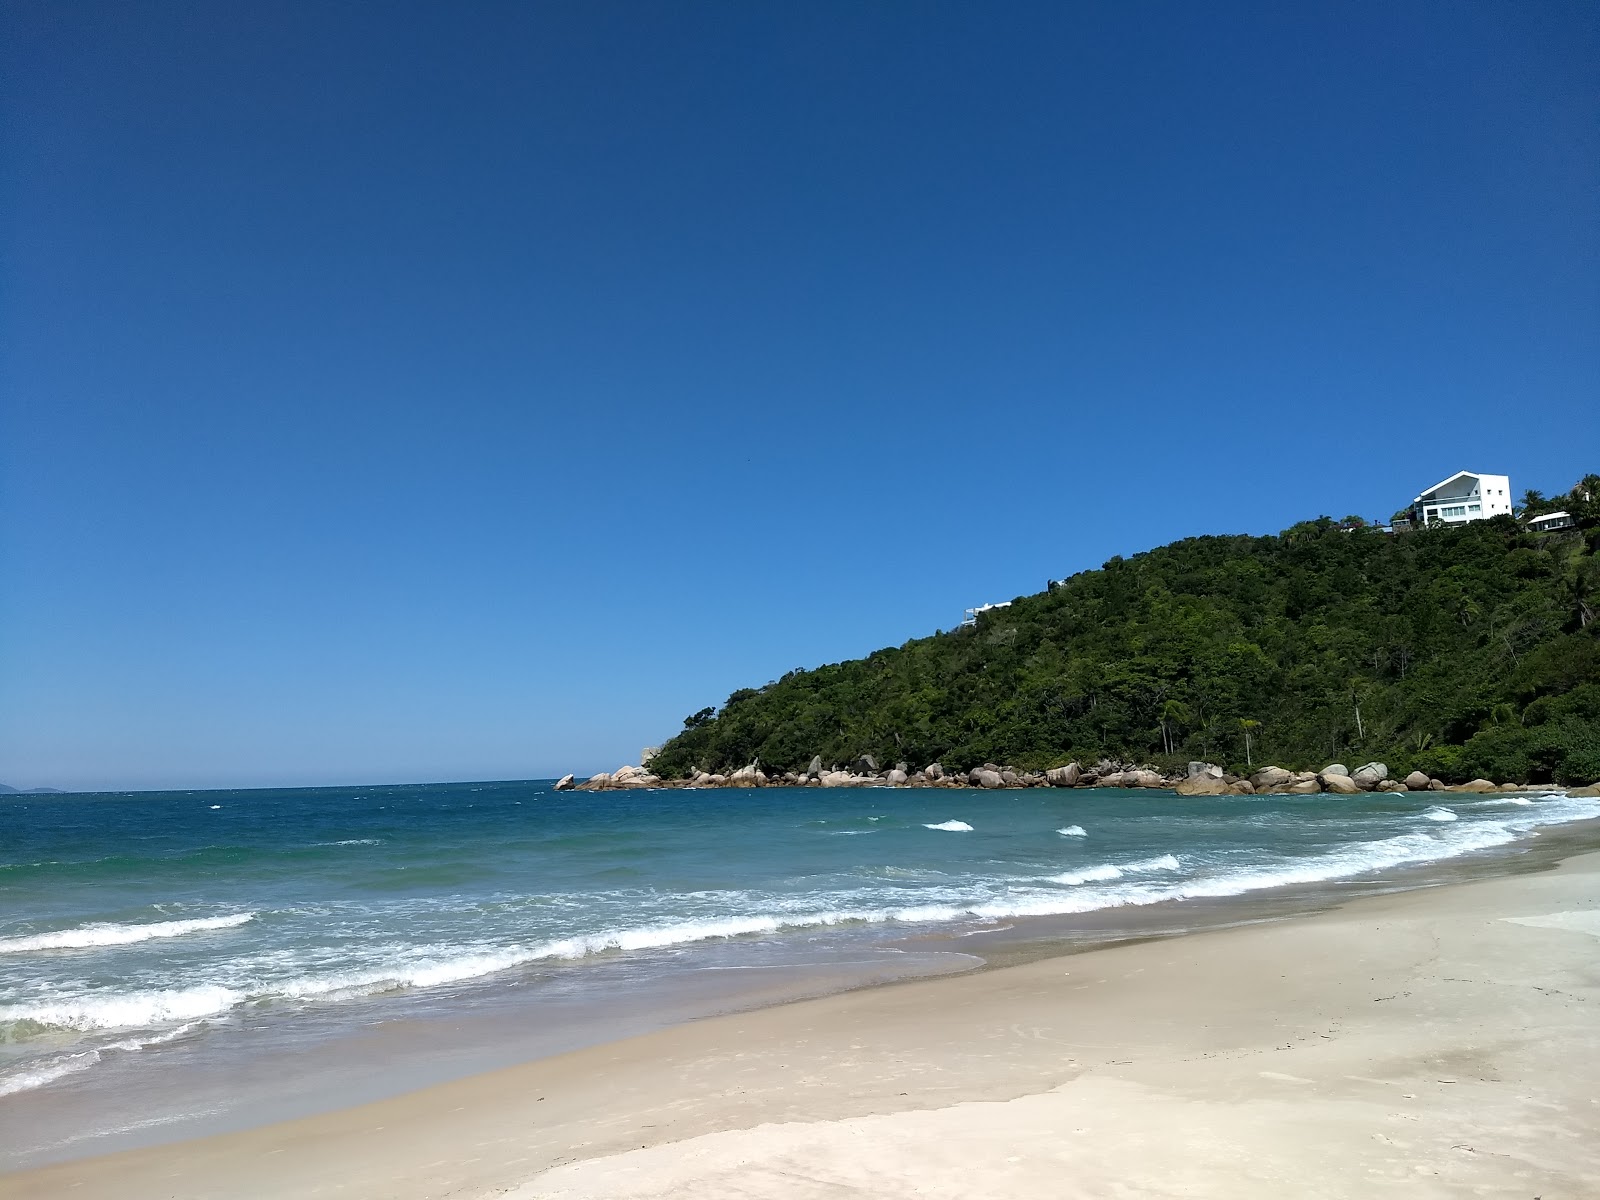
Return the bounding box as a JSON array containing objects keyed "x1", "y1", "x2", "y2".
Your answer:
[{"x1": 3, "y1": 779, "x2": 1597, "y2": 1162}]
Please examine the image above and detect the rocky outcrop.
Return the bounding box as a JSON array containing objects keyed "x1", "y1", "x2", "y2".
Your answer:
[
  {"x1": 1568, "y1": 783, "x2": 1600, "y2": 797},
  {"x1": 1227, "y1": 780, "x2": 1255, "y2": 794},
  {"x1": 1175, "y1": 774, "x2": 1227, "y2": 796},
  {"x1": 1187, "y1": 761, "x2": 1224, "y2": 779},
  {"x1": 610, "y1": 765, "x2": 661, "y2": 788},
  {"x1": 806, "y1": 755, "x2": 823, "y2": 778},
  {"x1": 1288, "y1": 779, "x2": 1321, "y2": 793},
  {"x1": 1351, "y1": 762, "x2": 1388, "y2": 790},
  {"x1": 1447, "y1": 778, "x2": 1497, "y2": 794},
  {"x1": 1127, "y1": 769, "x2": 1164, "y2": 788},
  {"x1": 925, "y1": 762, "x2": 944, "y2": 781},
  {"x1": 886, "y1": 768, "x2": 908, "y2": 785},
  {"x1": 1046, "y1": 763, "x2": 1082, "y2": 787},
  {"x1": 969, "y1": 768, "x2": 1005, "y2": 789},
  {"x1": 1404, "y1": 771, "x2": 1430, "y2": 790},
  {"x1": 727, "y1": 764, "x2": 767, "y2": 787},
  {"x1": 1322, "y1": 764, "x2": 1348, "y2": 779},
  {"x1": 553, "y1": 773, "x2": 575, "y2": 791},
  {"x1": 1249, "y1": 766, "x2": 1292, "y2": 790},
  {"x1": 1321, "y1": 772, "x2": 1361, "y2": 794}
]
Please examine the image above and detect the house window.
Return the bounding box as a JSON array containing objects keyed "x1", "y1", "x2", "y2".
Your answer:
[
  {"x1": 1468, "y1": 504, "x2": 1480, "y2": 512},
  {"x1": 1442, "y1": 505, "x2": 1467, "y2": 518}
]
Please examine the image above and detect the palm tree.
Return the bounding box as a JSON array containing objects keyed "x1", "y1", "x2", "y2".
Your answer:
[
  {"x1": 1238, "y1": 718, "x2": 1261, "y2": 767},
  {"x1": 1568, "y1": 560, "x2": 1599, "y2": 629},
  {"x1": 1518, "y1": 488, "x2": 1547, "y2": 518},
  {"x1": 1160, "y1": 700, "x2": 1191, "y2": 756},
  {"x1": 1575, "y1": 474, "x2": 1600, "y2": 504},
  {"x1": 1348, "y1": 677, "x2": 1367, "y2": 741}
]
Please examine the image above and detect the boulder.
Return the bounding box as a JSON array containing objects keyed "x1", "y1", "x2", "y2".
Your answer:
[
  {"x1": 1227, "y1": 780, "x2": 1255, "y2": 794},
  {"x1": 886, "y1": 768, "x2": 908, "y2": 785},
  {"x1": 1289, "y1": 779, "x2": 1321, "y2": 793},
  {"x1": 970, "y1": 768, "x2": 1005, "y2": 789},
  {"x1": 1448, "y1": 778, "x2": 1497, "y2": 794},
  {"x1": 1321, "y1": 772, "x2": 1361, "y2": 794},
  {"x1": 806, "y1": 755, "x2": 823, "y2": 778},
  {"x1": 1128, "y1": 769, "x2": 1164, "y2": 788},
  {"x1": 1404, "y1": 771, "x2": 1431, "y2": 790},
  {"x1": 1000, "y1": 770, "x2": 1020, "y2": 787},
  {"x1": 855, "y1": 755, "x2": 878, "y2": 774},
  {"x1": 1289, "y1": 771, "x2": 1318, "y2": 784},
  {"x1": 1567, "y1": 783, "x2": 1600, "y2": 798},
  {"x1": 1250, "y1": 766, "x2": 1292, "y2": 790},
  {"x1": 1322, "y1": 764, "x2": 1349, "y2": 779},
  {"x1": 727, "y1": 764, "x2": 764, "y2": 787},
  {"x1": 819, "y1": 770, "x2": 854, "y2": 787},
  {"x1": 692, "y1": 772, "x2": 714, "y2": 787},
  {"x1": 610, "y1": 765, "x2": 659, "y2": 788},
  {"x1": 586, "y1": 772, "x2": 613, "y2": 788},
  {"x1": 925, "y1": 763, "x2": 944, "y2": 781},
  {"x1": 1047, "y1": 763, "x2": 1082, "y2": 787},
  {"x1": 1377, "y1": 779, "x2": 1407, "y2": 792},
  {"x1": 1175, "y1": 774, "x2": 1227, "y2": 796},
  {"x1": 1187, "y1": 761, "x2": 1224, "y2": 779},
  {"x1": 553, "y1": 773, "x2": 575, "y2": 791},
  {"x1": 1351, "y1": 762, "x2": 1388, "y2": 790},
  {"x1": 1427, "y1": 778, "x2": 1446, "y2": 791}
]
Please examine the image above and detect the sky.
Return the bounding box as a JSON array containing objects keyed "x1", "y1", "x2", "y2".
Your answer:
[{"x1": 3, "y1": 1, "x2": 1597, "y2": 791}]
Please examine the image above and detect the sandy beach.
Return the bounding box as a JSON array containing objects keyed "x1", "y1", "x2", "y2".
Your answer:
[{"x1": 5, "y1": 847, "x2": 1598, "y2": 1200}]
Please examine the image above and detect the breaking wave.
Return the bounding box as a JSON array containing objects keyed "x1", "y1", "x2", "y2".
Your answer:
[{"x1": 0, "y1": 913, "x2": 256, "y2": 955}]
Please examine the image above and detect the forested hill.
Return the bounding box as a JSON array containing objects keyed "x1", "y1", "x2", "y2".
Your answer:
[{"x1": 652, "y1": 481, "x2": 1600, "y2": 787}]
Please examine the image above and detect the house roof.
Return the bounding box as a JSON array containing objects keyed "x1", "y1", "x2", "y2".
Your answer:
[
  {"x1": 1528, "y1": 510, "x2": 1572, "y2": 526},
  {"x1": 1413, "y1": 470, "x2": 1490, "y2": 504}
]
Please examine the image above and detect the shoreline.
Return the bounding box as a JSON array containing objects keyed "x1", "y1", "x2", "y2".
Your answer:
[{"x1": 6, "y1": 834, "x2": 1600, "y2": 1198}]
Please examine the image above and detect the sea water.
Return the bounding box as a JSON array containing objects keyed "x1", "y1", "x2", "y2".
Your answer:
[{"x1": 2, "y1": 780, "x2": 1597, "y2": 1166}]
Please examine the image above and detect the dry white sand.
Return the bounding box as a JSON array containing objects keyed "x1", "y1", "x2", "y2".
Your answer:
[{"x1": 4, "y1": 851, "x2": 1598, "y2": 1200}]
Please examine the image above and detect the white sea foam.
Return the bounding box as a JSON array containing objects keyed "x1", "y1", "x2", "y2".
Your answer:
[
  {"x1": 1052, "y1": 864, "x2": 1124, "y2": 885},
  {"x1": 0, "y1": 1023, "x2": 200, "y2": 1096},
  {"x1": 1057, "y1": 825, "x2": 1087, "y2": 837},
  {"x1": 924, "y1": 820, "x2": 973, "y2": 832},
  {"x1": 0, "y1": 913, "x2": 255, "y2": 954},
  {"x1": 1125, "y1": 854, "x2": 1182, "y2": 872},
  {"x1": 311, "y1": 839, "x2": 382, "y2": 846},
  {"x1": 1420, "y1": 806, "x2": 1458, "y2": 822}
]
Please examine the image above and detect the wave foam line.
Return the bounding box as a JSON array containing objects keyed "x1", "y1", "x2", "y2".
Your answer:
[
  {"x1": 0, "y1": 913, "x2": 256, "y2": 954},
  {"x1": 0, "y1": 1023, "x2": 201, "y2": 1097},
  {"x1": 924, "y1": 820, "x2": 973, "y2": 832}
]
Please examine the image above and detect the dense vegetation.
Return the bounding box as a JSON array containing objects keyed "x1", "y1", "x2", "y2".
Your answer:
[{"x1": 653, "y1": 475, "x2": 1600, "y2": 786}]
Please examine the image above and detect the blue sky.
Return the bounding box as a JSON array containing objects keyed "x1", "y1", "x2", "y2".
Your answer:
[{"x1": 3, "y1": 2, "x2": 1596, "y2": 791}]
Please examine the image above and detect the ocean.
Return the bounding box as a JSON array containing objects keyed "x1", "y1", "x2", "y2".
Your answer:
[{"x1": 3, "y1": 779, "x2": 1598, "y2": 1168}]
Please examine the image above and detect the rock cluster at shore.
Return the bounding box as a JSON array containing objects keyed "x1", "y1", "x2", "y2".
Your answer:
[{"x1": 554, "y1": 758, "x2": 1577, "y2": 795}]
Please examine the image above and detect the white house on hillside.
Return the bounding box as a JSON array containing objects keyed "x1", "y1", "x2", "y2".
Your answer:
[
  {"x1": 1410, "y1": 471, "x2": 1512, "y2": 526},
  {"x1": 1528, "y1": 510, "x2": 1575, "y2": 532}
]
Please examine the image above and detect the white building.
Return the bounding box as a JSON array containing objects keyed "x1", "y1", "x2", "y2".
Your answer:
[
  {"x1": 1410, "y1": 471, "x2": 1513, "y2": 526},
  {"x1": 961, "y1": 601, "x2": 1012, "y2": 627},
  {"x1": 1527, "y1": 510, "x2": 1575, "y2": 532}
]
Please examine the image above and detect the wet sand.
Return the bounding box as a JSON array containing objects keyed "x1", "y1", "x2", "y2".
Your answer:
[{"x1": 4, "y1": 849, "x2": 1599, "y2": 1199}]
